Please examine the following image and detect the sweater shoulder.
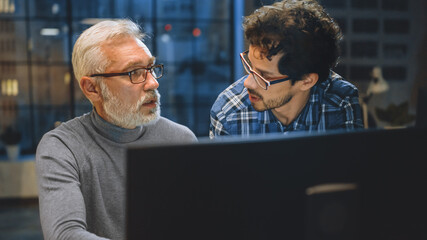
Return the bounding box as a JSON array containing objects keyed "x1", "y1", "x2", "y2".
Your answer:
[
  {"x1": 147, "y1": 117, "x2": 197, "y2": 142},
  {"x1": 40, "y1": 113, "x2": 90, "y2": 142}
]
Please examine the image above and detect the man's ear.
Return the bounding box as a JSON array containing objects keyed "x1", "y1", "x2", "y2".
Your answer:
[
  {"x1": 80, "y1": 76, "x2": 101, "y2": 103},
  {"x1": 299, "y1": 73, "x2": 318, "y2": 91}
]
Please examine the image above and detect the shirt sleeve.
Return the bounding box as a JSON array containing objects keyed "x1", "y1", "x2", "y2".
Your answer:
[
  {"x1": 340, "y1": 91, "x2": 364, "y2": 130},
  {"x1": 347, "y1": 94, "x2": 364, "y2": 129},
  {"x1": 36, "y1": 134, "x2": 109, "y2": 240},
  {"x1": 209, "y1": 112, "x2": 230, "y2": 139}
]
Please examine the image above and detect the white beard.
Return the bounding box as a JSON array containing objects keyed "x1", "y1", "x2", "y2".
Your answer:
[{"x1": 99, "y1": 82, "x2": 161, "y2": 129}]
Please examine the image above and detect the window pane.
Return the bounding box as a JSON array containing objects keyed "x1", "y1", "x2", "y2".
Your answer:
[
  {"x1": 157, "y1": 0, "x2": 193, "y2": 19},
  {"x1": 0, "y1": 20, "x2": 27, "y2": 62},
  {"x1": 383, "y1": 44, "x2": 407, "y2": 59},
  {"x1": 155, "y1": 19, "x2": 231, "y2": 135},
  {"x1": 352, "y1": 19, "x2": 379, "y2": 33},
  {"x1": 0, "y1": 64, "x2": 32, "y2": 151},
  {"x1": 30, "y1": 21, "x2": 70, "y2": 63},
  {"x1": 0, "y1": 0, "x2": 26, "y2": 17},
  {"x1": 71, "y1": 0, "x2": 130, "y2": 18},
  {"x1": 131, "y1": 0, "x2": 153, "y2": 19},
  {"x1": 350, "y1": 65, "x2": 374, "y2": 81},
  {"x1": 28, "y1": 0, "x2": 67, "y2": 17},
  {"x1": 351, "y1": 41, "x2": 378, "y2": 58},
  {"x1": 383, "y1": 66, "x2": 406, "y2": 81},
  {"x1": 193, "y1": 23, "x2": 230, "y2": 63},
  {"x1": 31, "y1": 65, "x2": 72, "y2": 142},
  {"x1": 196, "y1": 0, "x2": 230, "y2": 20},
  {"x1": 156, "y1": 22, "x2": 194, "y2": 62},
  {"x1": 382, "y1": 0, "x2": 408, "y2": 11},
  {"x1": 320, "y1": 0, "x2": 346, "y2": 9},
  {"x1": 351, "y1": 0, "x2": 378, "y2": 9},
  {"x1": 157, "y1": 61, "x2": 195, "y2": 125},
  {"x1": 384, "y1": 19, "x2": 410, "y2": 34}
]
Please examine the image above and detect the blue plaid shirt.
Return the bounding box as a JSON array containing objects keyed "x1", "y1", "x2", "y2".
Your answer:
[{"x1": 209, "y1": 71, "x2": 363, "y2": 138}]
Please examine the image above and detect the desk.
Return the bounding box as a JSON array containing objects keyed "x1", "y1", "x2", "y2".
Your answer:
[{"x1": 0, "y1": 156, "x2": 38, "y2": 198}]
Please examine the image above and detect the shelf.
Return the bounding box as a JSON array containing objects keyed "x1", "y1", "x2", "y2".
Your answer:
[{"x1": 0, "y1": 155, "x2": 38, "y2": 199}]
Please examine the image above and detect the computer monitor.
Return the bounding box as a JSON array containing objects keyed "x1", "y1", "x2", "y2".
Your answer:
[
  {"x1": 416, "y1": 88, "x2": 427, "y2": 128},
  {"x1": 126, "y1": 128, "x2": 427, "y2": 240}
]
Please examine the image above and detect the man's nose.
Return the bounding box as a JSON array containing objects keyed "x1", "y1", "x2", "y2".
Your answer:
[
  {"x1": 243, "y1": 74, "x2": 256, "y2": 89},
  {"x1": 144, "y1": 72, "x2": 159, "y2": 91}
]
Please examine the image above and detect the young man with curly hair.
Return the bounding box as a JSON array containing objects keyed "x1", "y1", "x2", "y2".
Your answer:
[{"x1": 210, "y1": 0, "x2": 363, "y2": 138}]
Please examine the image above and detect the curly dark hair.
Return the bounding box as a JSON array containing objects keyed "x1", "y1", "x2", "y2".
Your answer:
[{"x1": 243, "y1": 0, "x2": 342, "y2": 83}]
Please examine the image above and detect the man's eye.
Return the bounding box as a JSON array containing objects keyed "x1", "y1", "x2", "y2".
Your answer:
[{"x1": 254, "y1": 71, "x2": 266, "y2": 79}]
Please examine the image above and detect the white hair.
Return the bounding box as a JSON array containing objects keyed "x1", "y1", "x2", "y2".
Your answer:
[
  {"x1": 71, "y1": 19, "x2": 145, "y2": 88},
  {"x1": 99, "y1": 81, "x2": 161, "y2": 128}
]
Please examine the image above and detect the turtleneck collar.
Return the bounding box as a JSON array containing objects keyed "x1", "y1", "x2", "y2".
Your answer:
[{"x1": 90, "y1": 109, "x2": 145, "y2": 143}]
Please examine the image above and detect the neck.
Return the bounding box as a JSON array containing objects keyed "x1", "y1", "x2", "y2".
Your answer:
[{"x1": 271, "y1": 90, "x2": 310, "y2": 126}]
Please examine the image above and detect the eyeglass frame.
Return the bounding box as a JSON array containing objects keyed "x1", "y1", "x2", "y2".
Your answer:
[
  {"x1": 240, "y1": 50, "x2": 291, "y2": 90},
  {"x1": 89, "y1": 64, "x2": 164, "y2": 84}
]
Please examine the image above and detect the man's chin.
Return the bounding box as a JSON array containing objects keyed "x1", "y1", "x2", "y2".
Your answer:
[
  {"x1": 139, "y1": 114, "x2": 160, "y2": 127},
  {"x1": 251, "y1": 102, "x2": 267, "y2": 112},
  {"x1": 137, "y1": 109, "x2": 161, "y2": 127}
]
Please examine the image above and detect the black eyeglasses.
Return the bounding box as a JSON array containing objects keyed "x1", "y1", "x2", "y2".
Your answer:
[
  {"x1": 240, "y1": 50, "x2": 290, "y2": 90},
  {"x1": 90, "y1": 64, "x2": 164, "y2": 84}
]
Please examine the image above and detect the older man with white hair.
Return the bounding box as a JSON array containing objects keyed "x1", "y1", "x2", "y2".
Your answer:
[{"x1": 36, "y1": 19, "x2": 197, "y2": 240}]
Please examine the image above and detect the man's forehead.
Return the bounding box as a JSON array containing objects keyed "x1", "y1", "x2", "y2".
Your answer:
[
  {"x1": 134, "y1": 39, "x2": 155, "y2": 63},
  {"x1": 101, "y1": 36, "x2": 156, "y2": 71},
  {"x1": 249, "y1": 45, "x2": 283, "y2": 60},
  {"x1": 135, "y1": 39, "x2": 150, "y2": 53}
]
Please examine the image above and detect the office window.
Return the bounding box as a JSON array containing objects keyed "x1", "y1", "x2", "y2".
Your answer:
[
  {"x1": 350, "y1": 65, "x2": 374, "y2": 81},
  {"x1": 383, "y1": 66, "x2": 406, "y2": 80},
  {"x1": 352, "y1": 19, "x2": 379, "y2": 33},
  {"x1": 0, "y1": 0, "x2": 235, "y2": 156},
  {"x1": 351, "y1": 0, "x2": 378, "y2": 9},
  {"x1": 384, "y1": 19, "x2": 410, "y2": 34},
  {"x1": 351, "y1": 41, "x2": 378, "y2": 58},
  {"x1": 320, "y1": 0, "x2": 346, "y2": 9},
  {"x1": 383, "y1": 44, "x2": 407, "y2": 59},
  {"x1": 382, "y1": 0, "x2": 409, "y2": 11},
  {"x1": 30, "y1": 21, "x2": 70, "y2": 63},
  {"x1": 28, "y1": 1, "x2": 67, "y2": 17}
]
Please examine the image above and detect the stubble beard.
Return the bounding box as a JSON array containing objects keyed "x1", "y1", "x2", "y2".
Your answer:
[
  {"x1": 247, "y1": 88, "x2": 293, "y2": 112},
  {"x1": 100, "y1": 82, "x2": 161, "y2": 129}
]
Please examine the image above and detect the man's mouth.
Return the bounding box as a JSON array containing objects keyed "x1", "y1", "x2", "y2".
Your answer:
[
  {"x1": 247, "y1": 89, "x2": 262, "y2": 102},
  {"x1": 248, "y1": 94, "x2": 260, "y2": 102},
  {"x1": 142, "y1": 99, "x2": 157, "y2": 108}
]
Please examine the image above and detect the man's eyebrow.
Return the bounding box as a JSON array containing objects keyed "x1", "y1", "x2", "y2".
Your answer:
[
  {"x1": 123, "y1": 57, "x2": 156, "y2": 71},
  {"x1": 254, "y1": 67, "x2": 274, "y2": 78},
  {"x1": 248, "y1": 51, "x2": 275, "y2": 78}
]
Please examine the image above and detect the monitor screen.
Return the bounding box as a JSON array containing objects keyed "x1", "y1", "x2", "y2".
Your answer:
[{"x1": 127, "y1": 128, "x2": 427, "y2": 240}]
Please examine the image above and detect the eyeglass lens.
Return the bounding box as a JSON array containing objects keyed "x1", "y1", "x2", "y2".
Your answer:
[
  {"x1": 241, "y1": 54, "x2": 267, "y2": 90},
  {"x1": 131, "y1": 66, "x2": 163, "y2": 83}
]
